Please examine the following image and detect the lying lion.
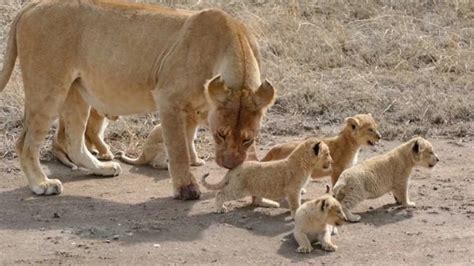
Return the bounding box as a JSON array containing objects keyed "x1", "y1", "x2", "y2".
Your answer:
[
  {"x1": 52, "y1": 108, "x2": 117, "y2": 170},
  {"x1": 333, "y1": 136, "x2": 440, "y2": 222},
  {"x1": 293, "y1": 185, "x2": 347, "y2": 253},
  {"x1": 261, "y1": 114, "x2": 381, "y2": 186},
  {"x1": 201, "y1": 138, "x2": 332, "y2": 218},
  {"x1": 117, "y1": 110, "x2": 208, "y2": 169}
]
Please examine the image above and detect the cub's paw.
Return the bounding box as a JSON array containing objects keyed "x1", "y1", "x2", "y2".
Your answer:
[
  {"x1": 190, "y1": 158, "x2": 206, "y2": 167},
  {"x1": 300, "y1": 188, "x2": 307, "y2": 195},
  {"x1": 215, "y1": 206, "x2": 227, "y2": 214},
  {"x1": 296, "y1": 246, "x2": 313, "y2": 253},
  {"x1": 31, "y1": 179, "x2": 63, "y2": 195},
  {"x1": 403, "y1": 201, "x2": 416, "y2": 208},
  {"x1": 94, "y1": 161, "x2": 121, "y2": 177},
  {"x1": 347, "y1": 214, "x2": 361, "y2": 223},
  {"x1": 322, "y1": 243, "x2": 338, "y2": 252}
]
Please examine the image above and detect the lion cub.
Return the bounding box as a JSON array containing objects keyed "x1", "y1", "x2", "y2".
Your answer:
[
  {"x1": 333, "y1": 137, "x2": 439, "y2": 222},
  {"x1": 261, "y1": 114, "x2": 381, "y2": 186},
  {"x1": 52, "y1": 108, "x2": 117, "y2": 170},
  {"x1": 201, "y1": 138, "x2": 332, "y2": 217},
  {"x1": 117, "y1": 110, "x2": 207, "y2": 169},
  {"x1": 294, "y1": 186, "x2": 347, "y2": 253}
]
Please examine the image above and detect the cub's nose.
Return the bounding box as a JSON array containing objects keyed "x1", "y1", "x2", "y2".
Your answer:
[{"x1": 376, "y1": 131, "x2": 382, "y2": 140}]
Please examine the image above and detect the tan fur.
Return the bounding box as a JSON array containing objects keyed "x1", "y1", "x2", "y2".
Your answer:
[
  {"x1": 201, "y1": 139, "x2": 332, "y2": 218},
  {"x1": 333, "y1": 137, "x2": 440, "y2": 222},
  {"x1": 52, "y1": 108, "x2": 117, "y2": 170},
  {"x1": 293, "y1": 192, "x2": 347, "y2": 253},
  {"x1": 117, "y1": 110, "x2": 208, "y2": 168},
  {"x1": 0, "y1": 1, "x2": 275, "y2": 198},
  {"x1": 261, "y1": 114, "x2": 381, "y2": 186}
]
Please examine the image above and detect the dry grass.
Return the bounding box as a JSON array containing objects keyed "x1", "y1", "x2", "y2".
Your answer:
[{"x1": 0, "y1": 0, "x2": 472, "y2": 159}]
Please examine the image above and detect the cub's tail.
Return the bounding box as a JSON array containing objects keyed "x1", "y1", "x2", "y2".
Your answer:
[
  {"x1": 200, "y1": 173, "x2": 230, "y2": 190},
  {"x1": 332, "y1": 180, "x2": 347, "y2": 202},
  {"x1": 0, "y1": 2, "x2": 38, "y2": 92},
  {"x1": 116, "y1": 151, "x2": 149, "y2": 165}
]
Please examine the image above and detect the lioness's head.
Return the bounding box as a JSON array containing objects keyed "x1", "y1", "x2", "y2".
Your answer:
[
  {"x1": 410, "y1": 137, "x2": 439, "y2": 168},
  {"x1": 205, "y1": 75, "x2": 275, "y2": 169},
  {"x1": 345, "y1": 113, "x2": 381, "y2": 146},
  {"x1": 317, "y1": 194, "x2": 347, "y2": 226}
]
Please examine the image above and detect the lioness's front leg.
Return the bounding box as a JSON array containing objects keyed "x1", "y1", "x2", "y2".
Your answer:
[
  {"x1": 185, "y1": 114, "x2": 205, "y2": 167},
  {"x1": 160, "y1": 106, "x2": 201, "y2": 200}
]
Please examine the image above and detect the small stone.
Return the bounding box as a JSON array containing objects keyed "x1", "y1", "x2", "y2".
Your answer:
[
  {"x1": 104, "y1": 240, "x2": 111, "y2": 244},
  {"x1": 433, "y1": 187, "x2": 438, "y2": 191},
  {"x1": 153, "y1": 244, "x2": 161, "y2": 248},
  {"x1": 53, "y1": 212, "x2": 60, "y2": 219},
  {"x1": 113, "y1": 235, "x2": 119, "y2": 240}
]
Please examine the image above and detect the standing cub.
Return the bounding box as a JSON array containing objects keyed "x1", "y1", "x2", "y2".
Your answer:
[
  {"x1": 201, "y1": 138, "x2": 332, "y2": 217},
  {"x1": 293, "y1": 186, "x2": 347, "y2": 253},
  {"x1": 261, "y1": 114, "x2": 381, "y2": 185},
  {"x1": 333, "y1": 137, "x2": 439, "y2": 222}
]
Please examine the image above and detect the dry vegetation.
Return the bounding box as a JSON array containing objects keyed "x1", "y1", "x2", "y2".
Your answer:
[{"x1": 0, "y1": 0, "x2": 472, "y2": 159}]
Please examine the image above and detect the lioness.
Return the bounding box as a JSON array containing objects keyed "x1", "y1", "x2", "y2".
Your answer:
[
  {"x1": 261, "y1": 114, "x2": 381, "y2": 186},
  {"x1": 52, "y1": 108, "x2": 117, "y2": 170},
  {"x1": 293, "y1": 186, "x2": 347, "y2": 253},
  {"x1": 117, "y1": 110, "x2": 208, "y2": 168},
  {"x1": 201, "y1": 139, "x2": 332, "y2": 217},
  {"x1": 0, "y1": 1, "x2": 275, "y2": 199},
  {"x1": 333, "y1": 137, "x2": 439, "y2": 222}
]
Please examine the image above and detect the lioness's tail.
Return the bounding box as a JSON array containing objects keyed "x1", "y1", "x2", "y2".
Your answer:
[
  {"x1": 116, "y1": 151, "x2": 149, "y2": 165},
  {"x1": 200, "y1": 173, "x2": 230, "y2": 190},
  {"x1": 0, "y1": 2, "x2": 38, "y2": 92}
]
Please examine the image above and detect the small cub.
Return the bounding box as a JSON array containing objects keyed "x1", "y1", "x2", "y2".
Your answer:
[
  {"x1": 333, "y1": 137, "x2": 439, "y2": 222},
  {"x1": 261, "y1": 114, "x2": 381, "y2": 186},
  {"x1": 294, "y1": 186, "x2": 347, "y2": 253},
  {"x1": 201, "y1": 138, "x2": 332, "y2": 218}
]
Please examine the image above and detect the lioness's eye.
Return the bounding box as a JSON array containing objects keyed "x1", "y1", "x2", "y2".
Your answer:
[
  {"x1": 217, "y1": 131, "x2": 226, "y2": 140},
  {"x1": 368, "y1": 128, "x2": 374, "y2": 132},
  {"x1": 243, "y1": 138, "x2": 254, "y2": 145}
]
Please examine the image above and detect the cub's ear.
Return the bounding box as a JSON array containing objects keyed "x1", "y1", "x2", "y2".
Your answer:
[
  {"x1": 325, "y1": 185, "x2": 331, "y2": 194},
  {"x1": 205, "y1": 74, "x2": 230, "y2": 105},
  {"x1": 412, "y1": 140, "x2": 420, "y2": 154},
  {"x1": 254, "y1": 80, "x2": 275, "y2": 110},
  {"x1": 313, "y1": 141, "x2": 321, "y2": 156},
  {"x1": 320, "y1": 199, "x2": 327, "y2": 212},
  {"x1": 345, "y1": 117, "x2": 360, "y2": 131}
]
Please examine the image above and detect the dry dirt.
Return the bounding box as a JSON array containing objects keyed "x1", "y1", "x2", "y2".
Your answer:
[{"x1": 0, "y1": 138, "x2": 473, "y2": 265}]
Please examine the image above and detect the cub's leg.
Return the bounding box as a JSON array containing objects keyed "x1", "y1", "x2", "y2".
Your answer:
[
  {"x1": 85, "y1": 108, "x2": 113, "y2": 161},
  {"x1": 60, "y1": 83, "x2": 121, "y2": 177},
  {"x1": 17, "y1": 79, "x2": 70, "y2": 195},
  {"x1": 319, "y1": 226, "x2": 337, "y2": 251},
  {"x1": 158, "y1": 103, "x2": 200, "y2": 200},
  {"x1": 253, "y1": 197, "x2": 280, "y2": 208},
  {"x1": 214, "y1": 189, "x2": 246, "y2": 213},
  {"x1": 294, "y1": 229, "x2": 313, "y2": 253},
  {"x1": 286, "y1": 190, "x2": 302, "y2": 218},
  {"x1": 185, "y1": 114, "x2": 205, "y2": 167},
  {"x1": 393, "y1": 180, "x2": 415, "y2": 207}
]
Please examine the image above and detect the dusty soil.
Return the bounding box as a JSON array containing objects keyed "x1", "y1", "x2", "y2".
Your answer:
[{"x1": 0, "y1": 138, "x2": 473, "y2": 265}]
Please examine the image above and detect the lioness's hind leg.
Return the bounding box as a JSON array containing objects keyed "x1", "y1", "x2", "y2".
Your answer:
[{"x1": 60, "y1": 83, "x2": 121, "y2": 177}]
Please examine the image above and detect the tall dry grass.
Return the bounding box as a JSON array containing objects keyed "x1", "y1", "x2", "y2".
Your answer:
[{"x1": 0, "y1": 0, "x2": 472, "y2": 159}]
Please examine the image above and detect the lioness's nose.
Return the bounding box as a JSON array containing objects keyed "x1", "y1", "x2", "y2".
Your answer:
[{"x1": 221, "y1": 156, "x2": 245, "y2": 169}]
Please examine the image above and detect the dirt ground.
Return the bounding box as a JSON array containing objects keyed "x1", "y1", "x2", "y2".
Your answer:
[{"x1": 0, "y1": 138, "x2": 473, "y2": 265}]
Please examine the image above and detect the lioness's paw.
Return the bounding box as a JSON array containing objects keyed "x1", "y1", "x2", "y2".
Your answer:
[
  {"x1": 176, "y1": 182, "x2": 201, "y2": 200},
  {"x1": 190, "y1": 158, "x2": 206, "y2": 167},
  {"x1": 215, "y1": 207, "x2": 227, "y2": 214},
  {"x1": 31, "y1": 179, "x2": 63, "y2": 195},
  {"x1": 404, "y1": 201, "x2": 416, "y2": 208},
  {"x1": 296, "y1": 246, "x2": 313, "y2": 253},
  {"x1": 322, "y1": 243, "x2": 337, "y2": 252},
  {"x1": 94, "y1": 161, "x2": 121, "y2": 177},
  {"x1": 97, "y1": 151, "x2": 114, "y2": 161}
]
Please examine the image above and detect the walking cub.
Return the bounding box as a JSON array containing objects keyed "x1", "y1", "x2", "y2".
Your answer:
[
  {"x1": 333, "y1": 137, "x2": 439, "y2": 222},
  {"x1": 201, "y1": 138, "x2": 332, "y2": 218},
  {"x1": 261, "y1": 114, "x2": 381, "y2": 185},
  {"x1": 294, "y1": 186, "x2": 347, "y2": 253}
]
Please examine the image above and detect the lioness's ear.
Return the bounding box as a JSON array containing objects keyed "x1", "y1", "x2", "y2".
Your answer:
[
  {"x1": 254, "y1": 80, "x2": 275, "y2": 110},
  {"x1": 313, "y1": 141, "x2": 321, "y2": 156},
  {"x1": 205, "y1": 74, "x2": 229, "y2": 105},
  {"x1": 320, "y1": 199, "x2": 327, "y2": 212},
  {"x1": 345, "y1": 117, "x2": 360, "y2": 131},
  {"x1": 325, "y1": 185, "x2": 331, "y2": 194}
]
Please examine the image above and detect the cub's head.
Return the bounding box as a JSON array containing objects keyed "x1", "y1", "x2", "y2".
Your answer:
[
  {"x1": 410, "y1": 137, "x2": 439, "y2": 168},
  {"x1": 317, "y1": 193, "x2": 347, "y2": 226},
  {"x1": 205, "y1": 75, "x2": 275, "y2": 169},
  {"x1": 345, "y1": 114, "x2": 381, "y2": 146},
  {"x1": 298, "y1": 139, "x2": 332, "y2": 170}
]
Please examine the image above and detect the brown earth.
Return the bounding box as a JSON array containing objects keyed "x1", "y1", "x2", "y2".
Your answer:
[{"x1": 0, "y1": 138, "x2": 473, "y2": 265}]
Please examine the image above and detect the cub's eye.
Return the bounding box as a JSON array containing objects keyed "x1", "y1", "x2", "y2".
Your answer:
[
  {"x1": 368, "y1": 128, "x2": 374, "y2": 132},
  {"x1": 243, "y1": 138, "x2": 254, "y2": 145},
  {"x1": 217, "y1": 131, "x2": 226, "y2": 140}
]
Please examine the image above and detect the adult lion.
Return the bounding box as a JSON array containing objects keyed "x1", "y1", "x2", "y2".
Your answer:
[{"x1": 0, "y1": 0, "x2": 275, "y2": 200}]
